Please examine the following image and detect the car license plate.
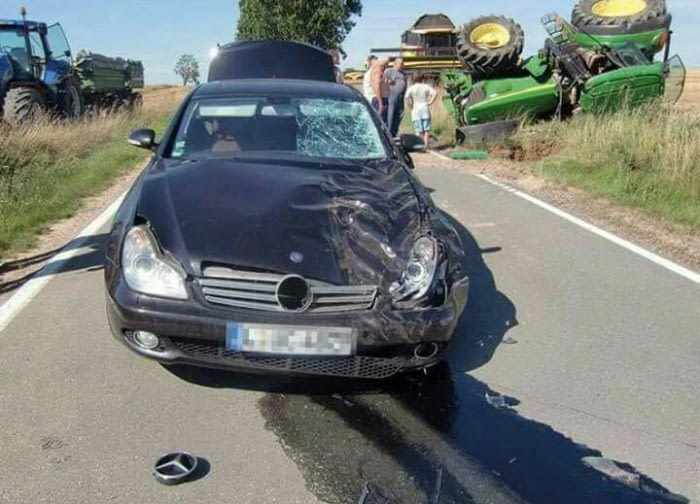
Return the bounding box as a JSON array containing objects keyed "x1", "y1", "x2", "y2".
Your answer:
[{"x1": 225, "y1": 323, "x2": 354, "y2": 356}]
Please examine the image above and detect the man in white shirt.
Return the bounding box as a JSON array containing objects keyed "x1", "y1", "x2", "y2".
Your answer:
[
  {"x1": 405, "y1": 72, "x2": 437, "y2": 146},
  {"x1": 363, "y1": 55, "x2": 377, "y2": 101}
]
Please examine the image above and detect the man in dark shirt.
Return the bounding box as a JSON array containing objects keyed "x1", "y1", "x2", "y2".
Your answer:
[{"x1": 384, "y1": 58, "x2": 406, "y2": 137}]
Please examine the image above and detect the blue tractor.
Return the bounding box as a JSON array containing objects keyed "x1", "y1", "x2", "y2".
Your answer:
[{"x1": 0, "y1": 9, "x2": 84, "y2": 125}]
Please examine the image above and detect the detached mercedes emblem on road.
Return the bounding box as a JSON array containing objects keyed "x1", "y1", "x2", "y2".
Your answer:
[{"x1": 153, "y1": 451, "x2": 199, "y2": 485}]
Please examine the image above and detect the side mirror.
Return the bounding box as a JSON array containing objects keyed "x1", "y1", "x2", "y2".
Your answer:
[
  {"x1": 399, "y1": 133, "x2": 426, "y2": 153},
  {"x1": 64, "y1": 50, "x2": 71, "y2": 58},
  {"x1": 128, "y1": 129, "x2": 157, "y2": 151}
]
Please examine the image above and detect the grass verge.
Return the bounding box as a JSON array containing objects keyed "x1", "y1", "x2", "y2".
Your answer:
[
  {"x1": 0, "y1": 88, "x2": 185, "y2": 258},
  {"x1": 515, "y1": 103, "x2": 700, "y2": 229}
]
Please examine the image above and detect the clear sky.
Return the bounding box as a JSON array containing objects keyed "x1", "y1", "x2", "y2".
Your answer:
[{"x1": 2, "y1": 1, "x2": 698, "y2": 84}]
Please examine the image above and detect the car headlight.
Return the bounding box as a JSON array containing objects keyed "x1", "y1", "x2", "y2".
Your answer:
[
  {"x1": 122, "y1": 226, "x2": 188, "y2": 300},
  {"x1": 390, "y1": 236, "x2": 439, "y2": 304}
]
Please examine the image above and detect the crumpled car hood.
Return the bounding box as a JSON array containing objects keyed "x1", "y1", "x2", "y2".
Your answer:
[{"x1": 136, "y1": 158, "x2": 423, "y2": 289}]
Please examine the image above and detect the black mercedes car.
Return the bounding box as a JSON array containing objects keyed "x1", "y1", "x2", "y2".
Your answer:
[{"x1": 105, "y1": 42, "x2": 469, "y2": 379}]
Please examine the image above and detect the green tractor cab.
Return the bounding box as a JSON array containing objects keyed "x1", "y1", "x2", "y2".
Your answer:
[{"x1": 442, "y1": 0, "x2": 684, "y2": 144}]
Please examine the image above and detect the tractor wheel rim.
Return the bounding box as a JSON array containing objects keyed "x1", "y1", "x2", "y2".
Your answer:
[
  {"x1": 470, "y1": 23, "x2": 511, "y2": 49},
  {"x1": 591, "y1": 0, "x2": 647, "y2": 17}
]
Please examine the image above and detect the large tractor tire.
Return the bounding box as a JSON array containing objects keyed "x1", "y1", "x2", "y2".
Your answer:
[
  {"x1": 456, "y1": 16, "x2": 524, "y2": 78},
  {"x1": 3, "y1": 87, "x2": 46, "y2": 126},
  {"x1": 59, "y1": 76, "x2": 85, "y2": 120},
  {"x1": 572, "y1": 0, "x2": 670, "y2": 35}
]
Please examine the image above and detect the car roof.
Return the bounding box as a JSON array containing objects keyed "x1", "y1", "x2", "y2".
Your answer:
[{"x1": 193, "y1": 79, "x2": 362, "y2": 101}]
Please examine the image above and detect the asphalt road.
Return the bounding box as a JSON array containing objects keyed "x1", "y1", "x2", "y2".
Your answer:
[{"x1": 1, "y1": 153, "x2": 698, "y2": 503}]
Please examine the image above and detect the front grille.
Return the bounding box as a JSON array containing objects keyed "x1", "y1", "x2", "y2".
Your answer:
[
  {"x1": 199, "y1": 266, "x2": 377, "y2": 313},
  {"x1": 171, "y1": 338, "x2": 403, "y2": 379}
]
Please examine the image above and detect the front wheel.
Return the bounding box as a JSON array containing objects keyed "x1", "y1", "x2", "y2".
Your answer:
[
  {"x1": 60, "y1": 76, "x2": 85, "y2": 120},
  {"x1": 2, "y1": 86, "x2": 46, "y2": 126}
]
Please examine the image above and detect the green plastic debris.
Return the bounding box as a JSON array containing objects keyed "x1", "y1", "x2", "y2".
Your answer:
[{"x1": 451, "y1": 150, "x2": 488, "y2": 160}]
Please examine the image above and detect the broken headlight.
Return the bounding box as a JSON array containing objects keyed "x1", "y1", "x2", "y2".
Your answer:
[
  {"x1": 390, "y1": 236, "x2": 440, "y2": 305},
  {"x1": 122, "y1": 226, "x2": 188, "y2": 300}
]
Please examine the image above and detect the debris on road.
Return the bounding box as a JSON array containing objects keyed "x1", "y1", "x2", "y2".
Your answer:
[
  {"x1": 451, "y1": 150, "x2": 489, "y2": 160},
  {"x1": 153, "y1": 451, "x2": 199, "y2": 486}
]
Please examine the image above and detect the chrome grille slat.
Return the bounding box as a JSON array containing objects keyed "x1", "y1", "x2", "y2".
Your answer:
[
  {"x1": 313, "y1": 294, "x2": 375, "y2": 305},
  {"x1": 311, "y1": 286, "x2": 375, "y2": 295},
  {"x1": 200, "y1": 278, "x2": 277, "y2": 292},
  {"x1": 200, "y1": 266, "x2": 377, "y2": 313},
  {"x1": 203, "y1": 266, "x2": 285, "y2": 283},
  {"x1": 202, "y1": 288, "x2": 278, "y2": 303},
  {"x1": 308, "y1": 304, "x2": 370, "y2": 314},
  {"x1": 206, "y1": 296, "x2": 283, "y2": 311}
]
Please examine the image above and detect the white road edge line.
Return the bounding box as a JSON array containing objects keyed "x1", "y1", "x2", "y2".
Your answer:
[
  {"x1": 0, "y1": 192, "x2": 126, "y2": 333},
  {"x1": 428, "y1": 150, "x2": 700, "y2": 285}
]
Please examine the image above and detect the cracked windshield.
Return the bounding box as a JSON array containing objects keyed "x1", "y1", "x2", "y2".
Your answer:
[{"x1": 0, "y1": 1, "x2": 698, "y2": 503}]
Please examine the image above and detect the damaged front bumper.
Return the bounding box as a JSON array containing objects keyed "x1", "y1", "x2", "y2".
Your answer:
[{"x1": 106, "y1": 275, "x2": 469, "y2": 380}]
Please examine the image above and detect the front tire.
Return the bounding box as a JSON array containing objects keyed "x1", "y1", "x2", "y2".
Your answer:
[
  {"x1": 456, "y1": 16, "x2": 525, "y2": 78},
  {"x1": 2, "y1": 87, "x2": 46, "y2": 126},
  {"x1": 59, "y1": 76, "x2": 85, "y2": 120}
]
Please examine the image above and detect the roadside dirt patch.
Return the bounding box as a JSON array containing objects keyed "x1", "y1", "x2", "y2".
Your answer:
[{"x1": 421, "y1": 153, "x2": 700, "y2": 272}]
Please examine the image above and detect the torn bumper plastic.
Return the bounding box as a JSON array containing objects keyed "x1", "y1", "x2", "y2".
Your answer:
[{"x1": 106, "y1": 274, "x2": 469, "y2": 379}]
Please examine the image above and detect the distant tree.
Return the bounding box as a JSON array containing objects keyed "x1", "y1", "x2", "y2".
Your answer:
[
  {"x1": 174, "y1": 54, "x2": 200, "y2": 86},
  {"x1": 236, "y1": 0, "x2": 362, "y2": 54}
]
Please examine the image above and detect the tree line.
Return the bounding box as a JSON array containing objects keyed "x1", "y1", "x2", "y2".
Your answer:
[{"x1": 175, "y1": 0, "x2": 362, "y2": 85}]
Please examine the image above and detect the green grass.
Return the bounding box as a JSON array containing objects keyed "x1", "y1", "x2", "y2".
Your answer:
[
  {"x1": 517, "y1": 103, "x2": 700, "y2": 229},
  {"x1": 0, "y1": 91, "x2": 182, "y2": 258}
]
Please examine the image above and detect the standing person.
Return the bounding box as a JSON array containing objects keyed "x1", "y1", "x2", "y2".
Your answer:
[
  {"x1": 363, "y1": 55, "x2": 377, "y2": 101},
  {"x1": 371, "y1": 57, "x2": 391, "y2": 124},
  {"x1": 384, "y1": 58, "x2": 406, "y2": 137},
  {"x1": 405, "y1": 72, "x2": 437, "y2": 147}
]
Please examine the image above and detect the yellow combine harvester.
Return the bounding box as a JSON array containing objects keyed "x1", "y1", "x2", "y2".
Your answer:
[{"x1": 370, "y1": 13, "x2": 462, "y2": 74}]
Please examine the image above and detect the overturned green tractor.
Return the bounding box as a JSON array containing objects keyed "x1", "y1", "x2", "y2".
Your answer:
[{"x1": 442, "y1": 0, "x2": 684, "y2": 144}]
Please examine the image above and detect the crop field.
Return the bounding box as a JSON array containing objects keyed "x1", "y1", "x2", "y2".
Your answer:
[{"x1": 678, "y1": 69, "x2": 700, "y2": 109}]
